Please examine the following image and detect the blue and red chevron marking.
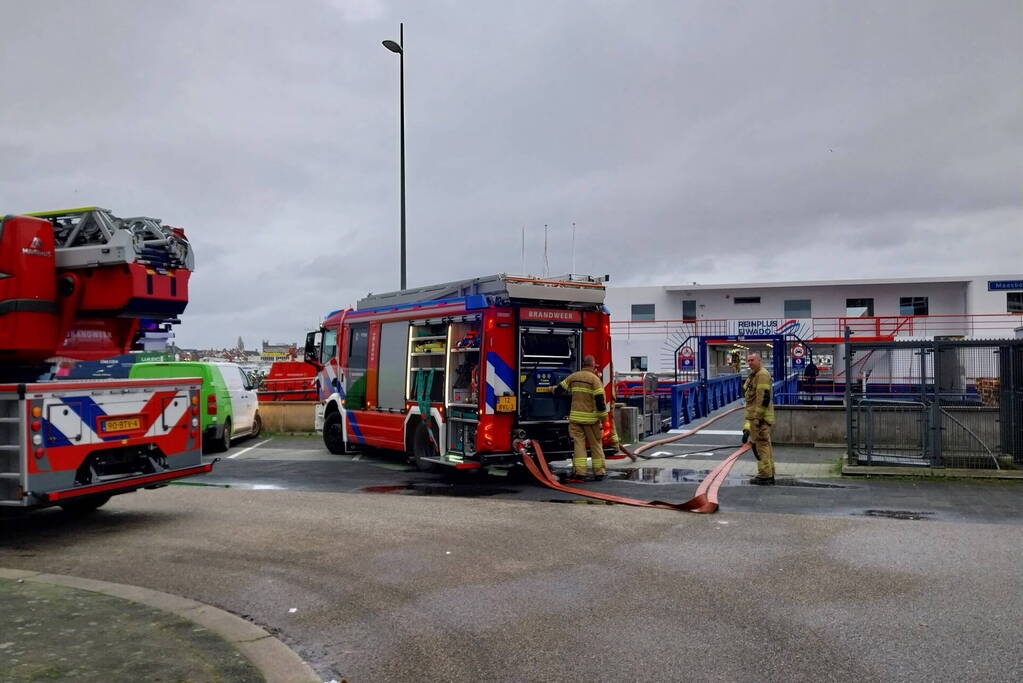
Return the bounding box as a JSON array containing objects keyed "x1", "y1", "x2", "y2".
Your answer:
[
  {"x1": 50, "y1": 391, "x2": 181, "y2": 442},
  {"x1": 485, "y1": 351, "x2": 516, "y2": 410},
  {"x1": 42, "y1": 390, "x2": 185, "y2": 451},
  {"x1": 346, "y1": 410, "x2": 365, "y2": 443}
]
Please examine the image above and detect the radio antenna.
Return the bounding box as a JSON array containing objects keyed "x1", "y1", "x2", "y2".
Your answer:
[{"x1": 543, "y1": 224, "x2": 549, "y2": 278}]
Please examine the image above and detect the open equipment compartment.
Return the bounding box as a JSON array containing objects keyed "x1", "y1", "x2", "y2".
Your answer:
[
  {"x1": 446, "y1": 317, "x2": 482, "y2": 455},
  {"x1": 518, "y1": 325, "x2": 579, "y2": 423},
  {"x1": 408, "y1": 321, "x2": 447, "y2": 403}
]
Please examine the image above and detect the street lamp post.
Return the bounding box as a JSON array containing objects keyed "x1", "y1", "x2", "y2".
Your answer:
[{"x1": 383, "y1": 24, "x2": 406, "y2": 290}]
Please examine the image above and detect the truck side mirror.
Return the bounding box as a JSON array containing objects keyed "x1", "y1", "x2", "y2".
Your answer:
[{"x1": 304, "y1": 330, "x2": 322, "y2": 366}]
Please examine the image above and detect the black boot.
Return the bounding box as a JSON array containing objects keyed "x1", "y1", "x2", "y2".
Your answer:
[{"x1": 749, "y1": 475, "x2": 775, "y2": 485}]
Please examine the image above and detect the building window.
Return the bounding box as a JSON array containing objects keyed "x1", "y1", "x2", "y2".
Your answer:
[
  {"x1": 682, "y1": 299, "x2": 696, "y2": 321},
  {"x1": 899, "y1": 297, "x2": 929, "y2": 316},
  {"x1": 733, "y1": 296, "x2": 760, "y2": 305},
  {"x1": 1008, "y1": 292, "x2": 1023, "y2": 313},
  {"x1": 784, "y1": 299, "x2": 812, "y2": 318},
  {"x1": 631, "y1": 304, "x2": 655, "y2": 321},
  {"x1": 846, "y1": 298, "x2": 874, "y2": 317},
  {"x1": 630, "y1": 356, "x2": 648, "y2": 371}
]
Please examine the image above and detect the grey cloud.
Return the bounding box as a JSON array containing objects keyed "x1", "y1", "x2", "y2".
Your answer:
[{"x1": 1, "y1": 0, "x2": 1020, "y2": 347}]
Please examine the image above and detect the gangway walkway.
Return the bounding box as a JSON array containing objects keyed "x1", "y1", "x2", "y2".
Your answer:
[{"x1": 669, "y1": 372, "x2": 798, "y2": 429}]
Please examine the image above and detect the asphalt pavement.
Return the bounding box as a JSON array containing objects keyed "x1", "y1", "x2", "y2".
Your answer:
[
  {"x1": 3, "y1": 486, "x2": 1022, "y2": 682},
  {"x1": 2, "y1": 411, "x2": 1021, "y2": 681}
]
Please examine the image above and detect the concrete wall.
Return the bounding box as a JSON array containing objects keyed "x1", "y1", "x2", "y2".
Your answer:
[
  {"x1": 772, "y1": 405, "x2": 1001, "y2": 451},
  {"x1": 605, "y1": 285, "x2": 676, "y2": 372},
  {"x1": 665, "y1": 281, "x2": 969, "y2": 320},
  {"x1": 966, "y1": 276, "x2": 1023, "y2": 315},
  {"x1": 772, "y1": 406, "x2": 848, "y2": 445},
  {"x1": 604, "y1": 284, "x2": 675, "y2": 322},
  {"x1": 258, "y1": 401, "x2": 317, "y2": 432}
]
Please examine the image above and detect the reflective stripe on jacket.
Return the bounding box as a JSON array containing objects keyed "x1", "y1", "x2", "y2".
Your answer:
[
  {"x1": 559, "y1": 370, "x2": 607, "y2": 424},
  {"x1": 743, "y1": 367, "x2": 775, "y2": 424}
]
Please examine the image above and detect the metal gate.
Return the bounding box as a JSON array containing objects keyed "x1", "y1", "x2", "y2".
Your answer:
[{"x1": 846, "y1": 338, "x2": 1023, "y2": 469}]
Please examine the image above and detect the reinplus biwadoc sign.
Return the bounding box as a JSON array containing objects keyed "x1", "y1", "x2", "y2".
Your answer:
[
  {"x1": 728, "y1": 318, "x2": 812, "y2": 337},
  {"x1": 519, "y1": 307, "x2": 582, "y2": 323}
]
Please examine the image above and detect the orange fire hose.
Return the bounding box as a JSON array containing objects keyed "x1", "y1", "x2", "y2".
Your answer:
[{"x1": 518, "y1": 406, "x2": 751, "y2": 513}]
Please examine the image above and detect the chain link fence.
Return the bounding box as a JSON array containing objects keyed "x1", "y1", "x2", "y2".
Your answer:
[{"x1": 846, "y1": 339, "x2": 1023, "y2": 469}]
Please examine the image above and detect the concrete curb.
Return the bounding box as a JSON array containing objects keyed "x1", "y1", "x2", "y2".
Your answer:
[
  {"x1": 0, "y1": 567, "x2": 320, "y2": 683},
  {"x1": 842, "y1": 464, "x2": 1023, "y2": 480}
]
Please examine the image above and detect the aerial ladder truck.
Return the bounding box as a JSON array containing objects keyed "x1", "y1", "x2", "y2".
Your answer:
[{"x1": 0, "y1": 207, "x2": 211, "y2": 512}]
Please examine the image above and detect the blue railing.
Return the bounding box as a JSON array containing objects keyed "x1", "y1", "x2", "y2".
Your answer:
[
  {"x1": 670, "y1": 372, "x2": 800, "y2": 429},
  {"x1": 773, "y1": 373, "x2": 800, "y2": 406},
  {"x1": 670, "y1": 373, "x2": 743, "y2": 429}
]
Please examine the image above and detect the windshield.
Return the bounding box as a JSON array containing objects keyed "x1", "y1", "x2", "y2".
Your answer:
[{"x1": 322, "y1": 329, "x2": 337, "y2": 362}]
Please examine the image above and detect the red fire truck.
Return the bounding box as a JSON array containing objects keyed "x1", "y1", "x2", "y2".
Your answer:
[
  {"x1": 307, "y1": 274, "x2": 615, "y2": 471},
  {"x1": 1, "y1": 207, "x2": 211, "y2": 512}
]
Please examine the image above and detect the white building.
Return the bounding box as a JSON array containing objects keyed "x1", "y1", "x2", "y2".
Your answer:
[{"x1": 607, "y1": 275, "x2": 1023, "y2": 376}]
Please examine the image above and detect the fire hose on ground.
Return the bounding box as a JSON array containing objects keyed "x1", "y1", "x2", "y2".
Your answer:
[{"x1": 516, "y1": 405, "x2": 751, "y2": 514}]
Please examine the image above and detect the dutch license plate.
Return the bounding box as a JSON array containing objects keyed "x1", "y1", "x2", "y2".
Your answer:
[
  {"x1": 496, "y1": 396, "x2": 517, "y2": 412},
  {"x1": 101, "y1": 416, "x2": 141, "y2": 433}
]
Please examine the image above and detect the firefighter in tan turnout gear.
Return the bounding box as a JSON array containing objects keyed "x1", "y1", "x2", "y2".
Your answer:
[
  {"x1": 554, "y1": 355, "x2": 608, "y2": 483},
  {"x1": 742, "y1": 352, "x2": 776, "y2": 485}
]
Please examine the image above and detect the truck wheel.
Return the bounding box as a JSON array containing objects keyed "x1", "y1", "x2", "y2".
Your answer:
[
  {"x1": 59, "y1": 494, "x2": 111, "y2": 515},
  {"x1": 218, "y1": 419, "x2": 232, "y2": 453},
  {"x1": 323, "y1": 412, "x2": 345, "y2": 455},
  {"x1": 411, "y1": 422, "x2": 439, "y2": 472},
  {"x1": 251, "y1": 413, "x2": 262, "y2": 438}
]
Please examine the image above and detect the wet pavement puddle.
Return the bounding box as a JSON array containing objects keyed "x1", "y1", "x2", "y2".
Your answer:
[
  {"x1": 859, "y1": 509, "x2": 935, "y2": 521},
  {"x1": 361, "y1": 482, "x2": 518, "y2": 497},
  {"x1": 623, "y1": 468, "x2": 849, "y2": 488},
  {"x1": 546, "y1": 499, "x2": 617, "y2": 505}
]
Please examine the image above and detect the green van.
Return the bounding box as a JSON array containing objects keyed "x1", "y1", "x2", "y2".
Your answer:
[{"x1": 129, "y1": 362, "x2": 262, "y2": 452}]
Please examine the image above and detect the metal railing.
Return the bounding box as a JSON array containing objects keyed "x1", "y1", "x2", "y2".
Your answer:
[
  {"x1": 845, "y1": 339, "x2": 1023, "y2": 469},
  {"x1": 670, "y1": 374, "x2": 741, "y2": 428},
  {"x1": 667, "y1": 372, "x2": 798, "y2": 429}
]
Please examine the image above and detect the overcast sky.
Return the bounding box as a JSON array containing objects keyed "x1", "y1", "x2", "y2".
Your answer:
[{"x1": 2, "y1": 1, "x2": 1020, "y2": 348}]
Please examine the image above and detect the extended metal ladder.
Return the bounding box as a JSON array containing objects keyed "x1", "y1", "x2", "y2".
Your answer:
[{"x1": 27, "y1": 206, "x2": 195, "y2": 271}]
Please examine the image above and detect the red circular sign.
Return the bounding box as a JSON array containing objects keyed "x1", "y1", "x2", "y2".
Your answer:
[
  {"x1": 791, "y1": 345, "x2": 806, "y2": 358},
  {"x1": 680, "y1": 346, "x2": 695, "y2": 358}
]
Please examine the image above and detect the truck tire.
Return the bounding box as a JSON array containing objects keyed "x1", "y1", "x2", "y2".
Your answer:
[
  {"x1": 411, "y1": 421, "x2": 439, "y2": 472},
  {"x1": 59, "y1": 494, "x2": 111, "y2": 515},
  {"x1": 323, "y1": 412, "x2": 345, "y2": 455},
  {"x1": 251, "y1": 412, "x2": 262, "y2": 438}
]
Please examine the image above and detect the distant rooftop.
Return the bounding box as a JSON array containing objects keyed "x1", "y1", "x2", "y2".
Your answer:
[{"x1": 639, "y1": 275, "x2": 1021, "y2": 292}]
